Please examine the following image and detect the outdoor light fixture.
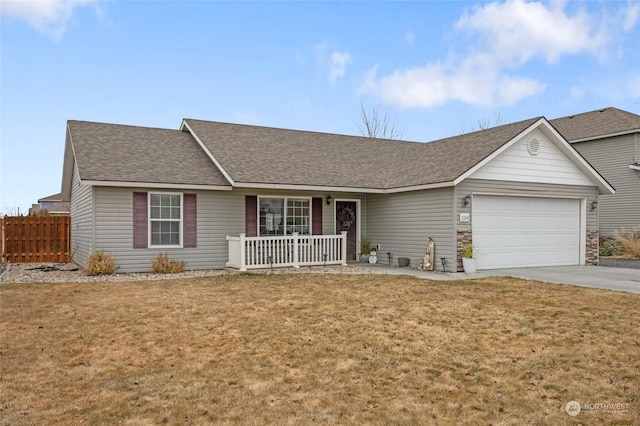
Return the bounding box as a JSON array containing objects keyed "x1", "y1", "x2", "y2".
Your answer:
[
  {"x1": 440, "y1": 257, "x2": 446, "y2": 272},
  {"x1": 591, "y1": 201, "x2": 598, "y2": 211},
  {"x1": 326, "y1": 194, "x2": 333, "y2": 205},
  {"x1": 463, "y1": 195, "x2": 471, "y2": 206}
]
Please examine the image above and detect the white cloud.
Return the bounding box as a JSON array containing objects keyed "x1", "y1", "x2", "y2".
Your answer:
[
  {"x1": 369, "y1": 57, "x2": 545, "y2": 108},
  {"x1": 314, "y1": 42, "x2": 352, "y2": 85},
  {"x1": 455, "y1": 0, "x2": 603, "y2": 64},
  {"x1": 362, "y1": 0, "x2": 632, "y2": 109},
  {"x1": 0, "y1": 0, "x2": 98, "y2": 39},
  {"x1": 329, "y1": 51, "x2": 351, "y2": 85}
]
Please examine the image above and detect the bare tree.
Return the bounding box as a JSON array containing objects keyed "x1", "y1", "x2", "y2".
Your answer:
[
  {"x1": 456, "y1": 112, "x2": 506, "y2": 135},
  {"x1": 355, "y1": 102, "x2": 404, "y2": 140}
]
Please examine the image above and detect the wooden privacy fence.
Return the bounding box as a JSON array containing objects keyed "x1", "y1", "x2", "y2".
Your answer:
[{"x1": 1, "y1": 216, "x2": 71, "y2": 263}]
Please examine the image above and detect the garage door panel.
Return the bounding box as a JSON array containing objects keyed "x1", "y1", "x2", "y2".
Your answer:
[{"x1": 473, "y1": 196, "x2": 580, "y2": 269}]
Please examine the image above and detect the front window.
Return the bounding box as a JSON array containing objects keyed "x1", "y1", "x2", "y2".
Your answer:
[
  {"x1": 149, "y1": 193, "x2": 182, "y2": 246},
  {"x1": 259, "y1": 197, "x2": 310, "y2": 236}
]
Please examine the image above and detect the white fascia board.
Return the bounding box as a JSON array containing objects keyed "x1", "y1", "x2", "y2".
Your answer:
[
  {"x1": 232, "y1": 181, "x2": 454, "y2": 194},
  {"x1": 180, "y1": 120, "x2": 235, "y2": 186},
  {"x1": 453, "y1": 118, "x2": 547, "y2": 185},
  {"x1": 630, "y1": 164, "x2": 640, "y2": 171},
  {"x1": 539, "y1": 121, "x2": 615, "y2": 195},
  {"x1": 81, "y1": 180, "x2": 232, "y2": 191}
]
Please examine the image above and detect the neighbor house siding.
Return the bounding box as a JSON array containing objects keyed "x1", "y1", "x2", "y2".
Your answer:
[
  {"x1": 572, "y1": 134, "x2": 640, "y2": 237},
  {"x1": 70, "y1": 161, "x2": 94, "y2": 268},
  {"x1": 365, "y1": 187, "x2": 455, "y2": 271},
  {"x1": 93, "y1": 187, "x2": 366, "y2": 273}
]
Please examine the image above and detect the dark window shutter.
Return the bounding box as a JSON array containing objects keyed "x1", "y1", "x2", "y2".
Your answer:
[
  {"x1": 245, "y1": 195, "x2": 257, "y2": 237},
  {"x1": 312, "y1": 197, "x2": 323, "y2": 235},
  {"x1": 183, "y1": 194, "x2": 197, "y2": 248},
  {"x1": 133, "y1": 192, "x2": 148, "y2": 249}
]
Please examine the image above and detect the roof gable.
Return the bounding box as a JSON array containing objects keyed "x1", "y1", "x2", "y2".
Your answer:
[
  {"x1": 551, "y1": 107, "x2": 640, "y2": 142},
  {"x1": 65, "y1": 120, "x2": 230, "y2": 188},
  {"x1": 181, "y1": 117, "x2": 541, "y2": 191},
  {"x1": 470, "y1": 125, "x2": 594, "y2": 186},
  {"x1": 462, "y1": 119, "x2": 614, "y2": 194}
]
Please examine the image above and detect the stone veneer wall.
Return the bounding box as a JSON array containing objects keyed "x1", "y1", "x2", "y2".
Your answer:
[
  {"x1": 586, "y1": 230, "x2": 599, "y2": 266},
  {"x1": 456, "y1": 229, "x2": 472, "y2": 272}
]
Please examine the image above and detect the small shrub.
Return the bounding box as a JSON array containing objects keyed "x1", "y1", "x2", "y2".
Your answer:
[
  {"x1": 151, "y1": 252, "x2": 186, "y2": 274},
  {"x1": 462, "y1": 244, "x2": 475, "y2": 258},
  {"x1": 614, "y1": 228, "x2": 640, "y2": 259},
  {"x1": 599, "y1": 239, "x2": 622, "y2": 257},
  {"x1": 85, "y1": 251, "x2": 118, "y2": 276},
  {"x1": 359, "y1": 236, "x2": 372, "y2": 255}
]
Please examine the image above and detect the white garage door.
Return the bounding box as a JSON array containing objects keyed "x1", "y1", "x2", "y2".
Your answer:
[{"x1": 473, "y1": 196, "x2": 581, "y2": 270}]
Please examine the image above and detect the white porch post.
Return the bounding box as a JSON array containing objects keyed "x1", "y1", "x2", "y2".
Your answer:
[
  {"x1": 340, "y1": 231, "x2": 348, "y2": 266},
  {"x1": 239, "y1": 233, "x2": 247, "y2": 272},
  {"x1": 292, "y1": 232, "x2": 300, "y2": 268}
]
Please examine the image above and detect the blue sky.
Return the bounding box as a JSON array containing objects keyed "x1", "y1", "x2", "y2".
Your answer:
[{"x1": 1, "y1": 0, "x2": 639, "y2": 214}]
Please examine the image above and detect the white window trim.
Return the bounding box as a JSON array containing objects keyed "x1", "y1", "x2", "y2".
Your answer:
[
  {"x1": 257, "y1": 196, "x2": 313, "y2": 237},
  {"x1": 148, "y1": 191, "x2": 184, "y2": 248}
]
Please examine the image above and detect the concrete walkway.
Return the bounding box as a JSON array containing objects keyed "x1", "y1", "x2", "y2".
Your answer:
[{"x1": 357, "y1": 263, "x2": 640, "y2": 294}]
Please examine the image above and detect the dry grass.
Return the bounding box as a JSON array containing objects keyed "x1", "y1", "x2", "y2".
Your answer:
[
  {"x1": 614, "y1": 228, "x2": 640, "y2": 259},
  {"x1": 1, "y1": 274, "x2": 638, "y2": 425}
]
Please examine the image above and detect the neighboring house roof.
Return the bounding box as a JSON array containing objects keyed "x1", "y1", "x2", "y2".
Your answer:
[
  {"x1": 66, "y1": 120, "x2": 230, "y2": 188},
  {"x1": 550, "y1": 107, "x2": 640, "y2": 142},
  {"x1": 181, "y1": 117, "x2": 542, "y2": 191},
  {"x1": 44, "y1": 201, "x2": 70, "y2": 214},
  {"x1": 38, "y1": 193, "x2": 62, "y2": 203}
]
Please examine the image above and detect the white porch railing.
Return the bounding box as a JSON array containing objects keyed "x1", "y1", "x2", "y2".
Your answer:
[{"x1": 226, "y1": 232, "x2": 348, "y2": 271}]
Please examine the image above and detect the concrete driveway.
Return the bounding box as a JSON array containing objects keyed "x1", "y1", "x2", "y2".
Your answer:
[
  {"x1": 473, "y1": 265, "x2": 640, "y2": 294},
  {"x1": 357, "y1": 263, "x2": 640, "y2": 294}
]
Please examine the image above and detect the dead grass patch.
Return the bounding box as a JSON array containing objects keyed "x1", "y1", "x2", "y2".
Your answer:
[{"x1": 1, "y1": 274, "x2": 638, "y2": 425}]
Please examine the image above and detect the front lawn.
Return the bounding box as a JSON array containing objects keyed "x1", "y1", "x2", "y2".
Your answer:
[{"x1": 1, "y1": 274, "x2": 638, "y2": 425}]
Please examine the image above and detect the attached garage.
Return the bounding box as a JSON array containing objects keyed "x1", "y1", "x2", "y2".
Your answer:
[{"x1": 472, "y1": 195, "x2": 582, "y2": 270}]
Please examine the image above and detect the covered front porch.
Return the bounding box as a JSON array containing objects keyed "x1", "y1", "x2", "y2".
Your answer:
[{"x1": 226, "y1": 232, "x2": 348, "y2": 271}]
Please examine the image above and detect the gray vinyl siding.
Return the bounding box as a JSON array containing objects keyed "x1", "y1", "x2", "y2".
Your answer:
[
  {"x1": 457, "y1": 179, "x2": 599, "y2": 229},
  {"x1": 572, "y1": 134, "x2": 640, "y2": 237},
  {"x1": 70, "y1": 161, "x2": 94, "y2": 268},
  {"x1": 92, "y1": 187, "x2": 366, "y2": 273},
  {"x1": 365, "y1": 187, "x2": 456, "y2": 272}
]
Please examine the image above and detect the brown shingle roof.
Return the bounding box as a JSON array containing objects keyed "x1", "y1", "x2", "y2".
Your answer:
[
  {"x1": 68, "y1": 120, "x2": 230, "y2": 187},
  {"x1": 182, "y1": 117, "x2": 541, "y2": 189},
  {"x1": 550, "y1": 107, "x2": 640, "y2": 142}
]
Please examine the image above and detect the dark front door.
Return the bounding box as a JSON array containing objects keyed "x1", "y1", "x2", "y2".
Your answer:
[{"x1": 336, "y1": 201, "x2": 357, "y2": 261}]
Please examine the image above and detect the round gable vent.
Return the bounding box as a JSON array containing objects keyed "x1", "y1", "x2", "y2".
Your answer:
[{"x1": 527, "y1": 137, "x2": 541, "y2": 156}]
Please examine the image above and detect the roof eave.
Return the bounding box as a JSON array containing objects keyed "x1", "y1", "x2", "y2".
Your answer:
[
  {"x1": 80, "y1": 179, "x2": 232, "y2": 191},
  {"x1": 567, "y1": 129, "x2": 640, "y2": 143},
  {"x1": 232, "y1": 181, "x2": 455, "y2": 193}
]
